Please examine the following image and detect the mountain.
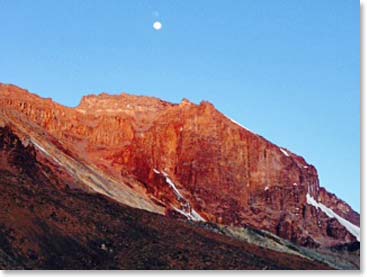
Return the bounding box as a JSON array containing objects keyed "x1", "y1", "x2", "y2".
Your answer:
[{"x1": 0, "y1": 83, "x2": 360, "y2": 269}]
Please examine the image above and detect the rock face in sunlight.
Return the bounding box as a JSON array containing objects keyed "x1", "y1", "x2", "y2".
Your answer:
[{"x1": 0, "y1": 83, "x2": 360, "y2": 269}]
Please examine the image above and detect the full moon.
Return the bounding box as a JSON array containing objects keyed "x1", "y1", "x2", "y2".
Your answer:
[{"x1": 153, "y1": 21, "x2": 162, "y2": 31}]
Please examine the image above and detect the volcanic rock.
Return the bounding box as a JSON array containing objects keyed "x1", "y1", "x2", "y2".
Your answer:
[{"x1": 0, "y1": 83, "x2": 360, "y2": 248}]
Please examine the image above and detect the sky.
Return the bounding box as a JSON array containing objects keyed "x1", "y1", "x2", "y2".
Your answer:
[{"x1": 0, "y1": 1, "x2": 360, "y2": 211}]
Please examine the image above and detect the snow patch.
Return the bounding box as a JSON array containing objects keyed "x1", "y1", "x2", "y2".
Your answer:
[
  {"x1": 162, "y1": 171, "x2": 184, "y2": 200},
  {"x1": 306, "y1": 193, "x2": 360, "y2": 241},
  {"x1": 293, "y1": 183, "x2": 298, "y2": 186},
  {"x1": 303, "y1": 165, "x2": 308, "y2": 169},
  {"x1": 224, "y1": 115, "x2": 253, "y2": 133},
  {"x1": 280, "y1": 148, "x2": 290, "y2": 157},
  {"x1": 191, "y1": 209, "x2": 206, "y2": 221},
  {"x1": 173, "y1": 207, "x2": 206, "y2": 222},
  {"x1": 154, "y1": 169, "x2": 205, "y2": 222},
  {"x1": 264, "y1": 186, "x2": 269, "y2": 191}
]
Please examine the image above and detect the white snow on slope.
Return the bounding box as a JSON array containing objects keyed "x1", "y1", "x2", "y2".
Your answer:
[
  {"x1": 162, "y1": 171, "x2": 185, "y2": 200},
  {"x1": 306, "y1": 193, "x2": 360, "y2": 241},
  {"x1": 279, "y1": 148, "x2": 290, "y2": 157},
  {"x1": 191, "y1": 209, "x2": 206, "y2": 221},
  {"x1": 224, "y1": 115, "x2": 253, "y2": 133},
  {"x1": 154, "y1": 169, "x2": 205, "y2": 222},
  {"x1": 173, "y1": 207, "x2": 206, "y2": 222}
]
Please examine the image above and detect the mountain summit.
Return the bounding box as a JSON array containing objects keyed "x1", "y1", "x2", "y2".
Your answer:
[{"x1": 0, "y1": 83, "x2": 360, "y2": 269}]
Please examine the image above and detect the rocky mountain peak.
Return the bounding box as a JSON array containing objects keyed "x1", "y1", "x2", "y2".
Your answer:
[
  {"x1": 76, "y1": 92, "x2": 174, "y2": 115},
  {"x1": 0, "y1": 84, "x2": 360, "y2": 249}
]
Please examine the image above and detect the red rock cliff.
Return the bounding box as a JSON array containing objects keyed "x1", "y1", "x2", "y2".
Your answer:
[{"x1": 0, "y1": 83, "x2": 360, "y2": 247}]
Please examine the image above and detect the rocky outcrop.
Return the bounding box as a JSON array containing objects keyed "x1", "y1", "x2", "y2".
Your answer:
[
  {"x1": 0, "y1": 83, "x2": 360, "y2": 248},
  {"x1": 2, "y1": 127, "x2": 336, "y2": 269}
]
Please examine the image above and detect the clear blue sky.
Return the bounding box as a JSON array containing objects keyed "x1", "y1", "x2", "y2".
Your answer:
[{"x1": 0, "y1": 1, "x2": 360, "y2": 211}]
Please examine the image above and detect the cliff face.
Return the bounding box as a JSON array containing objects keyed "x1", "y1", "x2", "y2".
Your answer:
[
  {"x1": 1, "y1": 125, "x2": 337, "y2": 269},
  {"x1": 0, "y1": 83, "x2": 360, "y2": 248}
]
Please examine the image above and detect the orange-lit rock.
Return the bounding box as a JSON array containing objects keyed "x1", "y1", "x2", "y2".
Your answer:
[{"x1": 0, "y1": 83, "x2": 360, "y2": 247}]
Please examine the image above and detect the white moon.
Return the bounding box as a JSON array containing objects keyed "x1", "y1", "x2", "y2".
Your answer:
[{"x1": 153, "y1": 21, "x2": 162, "y2": 31}]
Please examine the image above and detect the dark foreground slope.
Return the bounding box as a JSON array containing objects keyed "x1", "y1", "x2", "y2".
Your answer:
[{"x1": 0, "y1": 126, "x2": 331, "y2": 270}]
